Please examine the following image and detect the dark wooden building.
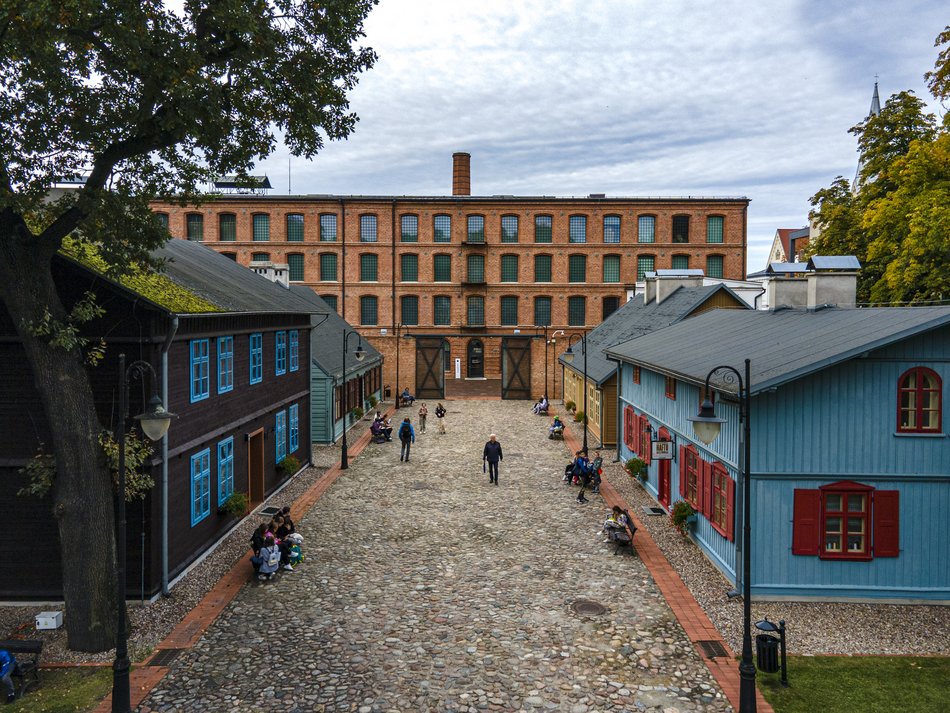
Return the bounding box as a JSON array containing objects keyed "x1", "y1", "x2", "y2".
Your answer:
[{"x1": 0, "y1": 240, "x2": 323, "y2": 599}]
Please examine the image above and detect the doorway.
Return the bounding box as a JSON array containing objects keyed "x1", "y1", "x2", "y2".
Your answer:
[
  {"x1": 467, "y1": 339, "x2": 484, "y2": 378},
  {"x1": 248, "y1": 429, "x2": 265, "y2": 506},
  {"x1": 657, "y1": 427, "x2": 671, "y2": 509}
]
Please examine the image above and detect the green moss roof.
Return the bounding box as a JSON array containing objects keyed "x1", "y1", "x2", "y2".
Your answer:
[{"x1": 60, "y1": 239, "x2": 221, "y2": 314}]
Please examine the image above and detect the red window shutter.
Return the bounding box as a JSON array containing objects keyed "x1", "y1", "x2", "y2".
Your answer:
[
  {"x1": 678, "y1": 446, "x2": 687, "y2": 497},
  {"x1": 792, "y1": 489, "x2": 821, "y2": 556},
  {"x1": 702, "y1": 460, "x2": 714, "y2": 518},
  {"x1": 725, "y1": 475, "x2": 736, "y2": 542},
  {"x1": 641, "y1": 416, "x2": 652, "y2": 465},
  {"x1": 873, "y1": 490, "x2": 900, "y2": 557},
  {"x1": 623, "y1": 407, "x2": 633, "y2": 448}
]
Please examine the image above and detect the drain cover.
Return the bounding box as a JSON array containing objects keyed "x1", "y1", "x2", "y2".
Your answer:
[
  {"x1": 642, "y1": 506, "x2": 666, "y2": 516},
  {"x1": 571, "y1": 599, "x2": 608, "y2": 617},
  {"x1": 148, "y1": 648, "x2": 184, "y2": 666},
  {"x1": 697, "y1": 640, "x2": 728, "y2": 658},
  {"x1": 409, "y1": 481, "x2": 433, "y2": 490},
  {"x1": 259, "y1": 506, "x2": 281, "y2": 517}
]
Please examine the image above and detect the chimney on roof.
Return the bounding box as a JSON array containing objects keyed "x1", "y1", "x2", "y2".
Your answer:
[
  {"x1": 250, "y1": 261, "x2": 290, "y2": 288},
  {"x1": 806, "y1": 256, "x2": 859, "y2": 309},
  {"x1": 767, "y1": 277, "x2": 808, "y2": 309},
  {"x1": 643, "y1": 273, "x2": 657, "y2": 305},
  {"x1": 655, "y1": 271, "x2": 705, "y2": 304},
  {"x1": 452, "y1": 152, "x2": 471, "y2": 196}
]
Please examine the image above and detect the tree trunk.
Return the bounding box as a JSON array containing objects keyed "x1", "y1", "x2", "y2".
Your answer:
[{"x1": 0, "y1": 235, "x2": 118, "y2": 652}]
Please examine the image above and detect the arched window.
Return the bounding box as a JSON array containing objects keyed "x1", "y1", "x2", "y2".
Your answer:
[{"x1": 897, "y1": 367, "x2": 942, "y2": 433}]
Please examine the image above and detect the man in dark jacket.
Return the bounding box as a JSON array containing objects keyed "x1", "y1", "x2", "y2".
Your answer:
[
  {"x1": 398, "y1": 417, "x2": 415, "y2": 462},
  {"x1": 483, "y1": 433, "x2": 503, "y2": 485}
]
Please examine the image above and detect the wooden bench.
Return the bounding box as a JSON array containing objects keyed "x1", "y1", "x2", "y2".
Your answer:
[
  {"x1": 0, "y1": 639, "x2": 42, "y2": 697},
  {"x1": 608, "y1": 509, "x2": 638, "y2": 556}
]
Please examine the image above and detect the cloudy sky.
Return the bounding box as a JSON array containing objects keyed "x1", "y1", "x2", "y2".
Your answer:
[{"x1": 255, "y1": 0, "x2": 947, "y2": 273}]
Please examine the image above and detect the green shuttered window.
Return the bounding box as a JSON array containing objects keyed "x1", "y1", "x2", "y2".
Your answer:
[
  {"x1": 637, "y1": 255, "x2": 655, "y2": 280},
  {"x1": 672, "y1": 254, "x2": 689, "y2": 270},
  {"x1": 219, "y1": 213, "x2": 236, "y2": 242},
  {"x1": 287, "y1": 254, "x2": 304, "y2": 282},
  {"x1": 467, "y1": 296, "x2": 485, "y2": 326},
  {"x1": 360, "y1": 254, "x2": 378, "y2": 281},
  {"x1": 603, "y1": 255, "x2": 620, "y2": 283},
  {"x1": 707, "y1": 216, "x2": 724, "y2": 243},
  {"x1": 401, "y1": 295, "x2": 419, "y2": 325},
  {"x1": 320, "y1": 214, "x2": 337, "y2": 241},
  {"x1": 501, "y1": 215, "x2": 519, "y2": 243},
  {"x1": 401, "y1": 215, "x2": 418, "y2": 242},
  {"x1": 707, "y1": 255, "x2": 724, "y2": 278},
  {"x1": 252, "y1": 214, "x2": 270, "y2": 241},
  {"x1": 500, "y1": 296, "x2": 519, "y2": 326},
  {"x1": 534, "y1": 254, "x2": 552, "y2": 282},
  {"x1": 467, "y1": 254, "x2": 485, "y2": 283},
  {"x1": 568, "y1": 254, "x2": 586, "y2": 283},
  {"x1": 534, "y1": 296, "x2": 552, "y2": 326},
  {"x1": 320, "y1": 253, "x2": 337, "y2": 281},
  {"x1": 187, "y1": 213, "x2": 204, "y2": 241},
  {"x1": 500, "y1": 254, "x2": 519, "y2": 282},
  {"x1": 433, "y1": 296, "x2": 451, "y2": 325},
  {"x1": 434, "y1": 215, "x2": 451, "y2": 242},
  {"x1": 433, "y1": 254, "x2": 452, "y2": 282},
  {"x1": 568, "y1": 296, "x2": 586, "y2": 326},
  {"x1": 286, "y1": 214, "x2": 304, "y2": 242},
  {"x1": 467, "y1": 216, "x2": 485, "y2": 243},
  {"x1": 534, "y1": 215, "x2": 552, "y2": 243},
  {"x1": 360, "y1": 296, "x2": 378, "y2": 325},
  {"x1": 401, "y1": 254, "x2": 418, "y2": 282}
]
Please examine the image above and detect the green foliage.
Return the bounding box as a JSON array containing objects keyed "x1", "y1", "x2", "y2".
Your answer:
[
  {"x1": 220, "y1": 491, "x2": 249, "y2": 517},
  {"x1": 368, "y1": 395, "x2": 378, "y2": 408},
  {"x1": 670, "y1": 500, "x2": 696, "y2": 534},
  {"x1": 17, "y1": 445, "x2": 56, "y2": 498},
  {"x1": 574, "y1": 410, "x2": 587, "y2": 424},
  {"x1": 625, "y1": 457, "x2": 647, "y2": 480},
  {"x1": 924, "y1": 25, "x2": 950, "y2": 107},
  {"x1": 758, "y1": 655, "x2": 950, "y2": 713},
  {"x1": 352, "y1": 406, "x2": 364, "y2": 420},
  {"x1": 25, "y1": 290, "x2": 105, "y2": 358},
  {"x1": 99, "y1": 431, "x2": 155, "y2": 501},
  {"x1": 565, "y1": 400, "x2": 576, "y2": 411},
  {"x1": 278, "y1": 454, "x2": 301, "y2": 478}
]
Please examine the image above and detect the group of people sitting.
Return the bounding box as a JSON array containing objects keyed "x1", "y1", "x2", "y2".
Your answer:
[
  {"x1": 531, "y1": 395, "x2": 549, "y2": 415},
  {"x1": 370, "y1": 412, "x2": 394, "y2": 442},
  {"x1": 564, "y1": 449, "x2": 603, "y2": 503},
  {"x1": 249, "y1": 506, "x2": 305, "y2": 581}
]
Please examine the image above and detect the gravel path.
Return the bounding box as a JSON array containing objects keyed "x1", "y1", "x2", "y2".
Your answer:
[
  {"x1": 0, "y1": 406, "x2": 384, "y2": 664},
  {"x1": 559, "y1": 410, "x2": 950, "y2": 656}
]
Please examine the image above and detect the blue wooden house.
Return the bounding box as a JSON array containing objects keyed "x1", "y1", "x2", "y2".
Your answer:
[
  {"x1": 289, "y1": 287, "x2": 383, "y2": 444},
  {"x1": 605, "y1": 305, "x2": 950, "y2": 602}
]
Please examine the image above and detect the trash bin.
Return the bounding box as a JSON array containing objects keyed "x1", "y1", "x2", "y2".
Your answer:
[
  {"x1": 384, "y1": 385, "x2": 392, "y2": 400},
  {"x1": 756, "y1": 634, "x2": 780, "y2": 673}
]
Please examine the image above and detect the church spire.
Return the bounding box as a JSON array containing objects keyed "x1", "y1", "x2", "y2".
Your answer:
[{"x1": 853, "y1": 78, "x2": 882, "y2": 191}]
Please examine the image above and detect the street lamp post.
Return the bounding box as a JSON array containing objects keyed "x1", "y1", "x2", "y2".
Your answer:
[
  {"x1": 113, "y1": 354, "x2": 175, "y2": 713},
  {"x1": 562, "y1": 332, "x2": 588, "y2": 453},
  {"x1": 547, "y1": 329, "x2": 565, "y2": 402},
  {"x1": 394, "y1": 322, "x2": 405, "y2": 408},
  {"x1": 340, "y1": 330, "x2": 365, "y2": 470},
  {"x1": 688, "y1": 358, "x2": 754, "y2": 713}
]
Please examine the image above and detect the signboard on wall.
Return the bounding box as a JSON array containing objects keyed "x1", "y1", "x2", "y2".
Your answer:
[
  {"x1": 652, "y1": 440, "x2": 674, "y2": 460},
  {"x1": 454, "y1": 358, "x2": 461, "y2": 380}
]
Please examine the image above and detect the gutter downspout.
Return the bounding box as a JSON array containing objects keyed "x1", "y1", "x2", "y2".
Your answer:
[
  {"x1": 161, "y1": 315, "x2": 179, "y2": 596},
  {"x1": 391, "y1": 200, "x2": 397, "y2": 329}
]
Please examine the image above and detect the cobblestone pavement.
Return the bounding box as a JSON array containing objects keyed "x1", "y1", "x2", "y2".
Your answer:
[{"x1": 140, "y1": 400, "x2": 730, "y2": 713}]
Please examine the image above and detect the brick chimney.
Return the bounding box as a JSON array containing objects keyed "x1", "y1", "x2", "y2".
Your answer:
[{"x1": 452, "y1": 152, "x2": 471, "y2": 196}]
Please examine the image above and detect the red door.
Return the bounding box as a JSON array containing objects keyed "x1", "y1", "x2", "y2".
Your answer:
[{"x1": 658, "y1": 458, "x2": 671, "y2": 509}]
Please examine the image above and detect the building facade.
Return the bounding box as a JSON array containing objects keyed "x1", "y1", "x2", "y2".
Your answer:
[{"x1": 153, "y1": 153, "x2": 749, "y2": 399}]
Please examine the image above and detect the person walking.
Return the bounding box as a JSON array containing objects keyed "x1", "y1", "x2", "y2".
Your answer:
[
  {"x1": 483, "y1": 433, "x2": 503, "y2": 485},
  {"x1": 435, "y1": 403, "x2": 447, "y2": 434},
  {"x1": 573, "y1": 450, "x2": 591, "y2": 503},
  {"x1": 398, "y1": 417, "x2": 415, "y2": 462},
  {"x1": 418, "y1": 402, "x2": 428, "y2": 433}
]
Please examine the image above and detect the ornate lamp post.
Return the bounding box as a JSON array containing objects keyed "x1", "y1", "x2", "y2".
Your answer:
[
  {"x1": 113, "y1": 354, "x2": 175, "y2": 713},
  {"x1": 562, "y1": 331, "x2": 588, "y2": 453},
  {"x1": 688, "y1": 358, "x2": 754, "y2": 713},
  {"x1": 547, "y1": 329, "x2": 565, "y2": 402},
  {"x1": 394, "y1": 322, "x2": 405, "y2": 408},
  {"x1": 340, "y1": 330, "x2": 365, "y2": 470}
]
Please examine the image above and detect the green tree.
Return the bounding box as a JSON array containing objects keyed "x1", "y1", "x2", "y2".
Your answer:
[
  {"x1": 924, "y1": 25, "x2": 950, "y2": 110},
  {"x1": 0, "y1": 0, "x2": 376, "y2": 651}
]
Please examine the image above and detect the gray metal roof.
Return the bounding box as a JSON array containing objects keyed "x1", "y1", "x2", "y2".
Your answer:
[
  {"x1": 604, "y1": 306, "x2": 950, "y2": 394},
  {"x1": 155, "y1": 239, "x2": 324, "y2": 315},
  {"x1": 766, "y1": 262, "x2": 809, "y2": 275},
  {"x1": 558, "y1": 285, "x2": 749, "y2": 385},
  {"x1": 807, "y1": 255, "x2": 861, "y2": 271},
  {"x1": 288, "y1": 286, "x2": 382, "y2": 380}
]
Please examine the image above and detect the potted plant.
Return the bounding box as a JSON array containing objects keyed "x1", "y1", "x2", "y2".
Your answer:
[
  {"x1": 565, "y1": 399, "x2": 576, "y2": 412},
  {"x1": 625, "y1": 457, "x2": 647, "y2": 482},
  {"x1": 368, "y1": 395, "x2": 378, "y2": 409},
  {"x1": 218, "y1": 491, "x2": 249, "y2": 517},
  {"x1": 574, "y1": 409, "x2": 587, "y2": 424},
  {"x1": 671, "y1": 500, "x2": 698, "y2": 535},
  {"x1": 277, "y1": 455, "x2": 301, "y2": 479},
  {"x1": 351, "y1": 405, "x2": 364, "y2": 422}
]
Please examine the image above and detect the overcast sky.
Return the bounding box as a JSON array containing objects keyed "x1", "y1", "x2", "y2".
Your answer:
[{"x1": 255, "y1": 0, "x2": 947, "y2": 273}]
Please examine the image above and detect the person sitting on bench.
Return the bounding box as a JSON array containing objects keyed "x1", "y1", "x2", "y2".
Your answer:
[
  {"x1": 370, "y1": 420, "x2": 386, "y2": 443},
  {"x1": 1, "y1": 648, "x2": 15, "y2": 704},
  {"x1": 548, "y1": 416, "x2": 564, "y2": 439},
  {"x1": 401, "y1": 387, "x2": 415, "y2": 406},
  {"x1": 532, "y1": 396, "x2": 549, "y2": 415},
  {"x1": 602, "y1": 506, "x2": 629, "y2": 542}
]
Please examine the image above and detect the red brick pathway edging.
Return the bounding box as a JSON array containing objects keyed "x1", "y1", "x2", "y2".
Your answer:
[
  {"x1": 92, "y1": 409, "x2": 393, "y2": 713},
  {"x1": 562, "y1": 426, "x2": 772, "y2": 713}
]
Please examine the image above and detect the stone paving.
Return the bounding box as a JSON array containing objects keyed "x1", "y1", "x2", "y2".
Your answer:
[{"x1": 139, "y1": 400, "x2": 730, "y2": 712}]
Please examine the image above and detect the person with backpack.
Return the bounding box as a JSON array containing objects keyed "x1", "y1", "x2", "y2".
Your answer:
[
  {"x1": 483, "y1": 433, "x2": 503, "y2": 485},
  {"x1": 258, "y1": 535, "x2": 281, "y2": 581},
  {"x1": 573, "y1": 450, "x2": 592, "y2": 503},
  {"x1": 0, "y1": 648, "x2": 15, "y2": 704},
  {"x1": 435, "y1": 403, "x2": 447, "y2": 434},
  {"x1": 398, "y1": 417, "x2": 415, "y2": 462}
]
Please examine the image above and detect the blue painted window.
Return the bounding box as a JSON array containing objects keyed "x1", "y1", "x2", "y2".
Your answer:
[
  {"x1": 190, "y1": 339, "x2": 210, "y2": 402},
  {"x1": 249, "y1": 333, "x2": 263, "y2": 384},
  {"x1": 217, "y1": 336, "x2": 234, "y2": 394},
  {"x1": 289, "y1": 404, "x2": 299, "y2": 454},
  {"x1": 217, "y1": 437, "x2": 234, "y2": 505},
  {"x1": 275, "y1": 331, "x2": 287, "y2": 375},
  {"x1": 190, "y1": 449, "x2": 211, "y2": 526},
  {"x1": 276, "y1": 410, "x2": 287, "y2": 463},
  {"x1": 289, "y1": 330, "x2": 299, "y2": 372}
]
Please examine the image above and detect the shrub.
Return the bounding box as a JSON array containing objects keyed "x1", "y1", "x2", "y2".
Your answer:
[
  {"x1": 219, "y1": 491, "x2": 249, "y2": 517},
  {"x1": 352, "y1": 406, "x2": 364, "y2": 421},
  {"x1": 368, "y1": 395, "x2": 378, "y2": 408},
  {"x1": 574, "y1": 410, "x2": 587, "y2": 424},
  {"x1": 671, "y1": 500, "x2": 697, "y2": 534},
  {"x1": 565, "y1": 400, "x2": 576, "y2": 411},
  {"x1": 625, "y1": 457, "x2": 647, "y2": 481},
  {"x1": 277, "y1": 455, "x2": 301, "y2": 478}
]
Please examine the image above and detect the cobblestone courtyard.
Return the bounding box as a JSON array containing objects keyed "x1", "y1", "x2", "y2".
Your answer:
[{"x1": 140, "y1": 400, "x2": 729, "y2": 712}]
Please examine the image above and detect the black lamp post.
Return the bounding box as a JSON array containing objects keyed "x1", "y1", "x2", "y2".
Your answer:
[
  {"x1": 113, "y1": 354, "x2": 175, "y2": 713},
  {"x1": 562, "y1": 331, "x2": 588, "y2": 453},
  {"x1": 340, "y1": 330, "x2": 365, "y2": 470},
  {"x1": 547, "y1": 329, "x2": 564, "y2": 402},
  {"x1": 394, "y1": 322, "x2": 405, "y2": 408},
  {"x1": 688, "y1": 358, "x2": 754, "y2": 713}
]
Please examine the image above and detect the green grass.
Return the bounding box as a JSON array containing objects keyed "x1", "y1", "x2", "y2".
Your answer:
[
  {"x1": 757, "y1": 655, "x2": 950, "y2": 713},
  {"x1": 9, "y1": 668, "x2": 112, "y2": 713}
]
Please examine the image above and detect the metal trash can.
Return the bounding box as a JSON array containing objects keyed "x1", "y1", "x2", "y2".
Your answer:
[{"x1": 756, "y1": 634, "x2": 780, "y2": 673}]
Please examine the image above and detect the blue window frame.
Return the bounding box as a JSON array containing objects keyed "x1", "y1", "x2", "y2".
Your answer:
[
  {"x1": 289, "y1": 330, "x2": 299, "y2": 372},
  {"x1": 190, "y1": 339, "x2": 210, "y2": 402},
  {"x1": 217, "y1": 336, "x2": 234, "y2": 394},
  {"x1": 276, "y1": 410, "x2": 287, "y2": 463},
  {"x1": 217, "y1": 437, "x2": 234, "y2": 506},
  {"x1": 289, "y1": 404, "x2": 299, "y2": 453},
  {"x1": 250, "y1": 333, "x2": 263, "y2": 384},
  {"x1": 275, "y1": 331, "x2": 287, "y2": 375},
  {"x1": 190, "y1": 449, "x2": 211, "y2": 526}
]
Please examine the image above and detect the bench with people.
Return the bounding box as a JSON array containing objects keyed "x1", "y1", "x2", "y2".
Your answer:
[
  {"x1": 548, "y1": 415, "x2": 564, "y2": 440},
  {"x1": 370, "y1": 412, "x2": 393, "y2": 443},
  {"x1": 602, "y1": 506, "x2": 637, "y2": 555},
  {"x1": 0, "y1": 638, "x2": 42, "y2": 703},
  {"x1": 249, "y1": 507, "x2": 305, "y2": 582},
  {"x1": 532, "y1": 395, "x2": 549, "y2": 415},
  {"x1": 400, "y1": 387, "x2": 415, "y2": 407}
]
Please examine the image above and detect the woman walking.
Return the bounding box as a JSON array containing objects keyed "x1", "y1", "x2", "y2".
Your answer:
[
  {"x1": 418, "y1": 402, "x2": 428, "y2": 432},
  {"x1": 435, "y1": 403, "x2": 447, "y2": 434}
]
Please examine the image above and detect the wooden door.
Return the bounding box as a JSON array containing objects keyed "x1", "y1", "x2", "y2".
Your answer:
[
  {"x1": 467, "y1": 339, "x2": 484, "y2": 378},
  {"x1": 658, "y1": 458, "x2": 671, "y2": 509}
]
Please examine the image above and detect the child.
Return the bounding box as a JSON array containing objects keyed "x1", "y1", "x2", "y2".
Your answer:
[
  {"x1": 249, "y1": 523, "x2": 267, "y2": 573},
  {"x1": 258, "y1": 536, "x2": 281, "y2": 581},
  {"x1": 418, "y1": 402, "x2": 428, "y2": 432},
  {"x1": 435, "y1": 403, "x2": 446, "y2": 434},
  {"x1": 590, "y1": 450, "x2": 603, "y2": 494}
]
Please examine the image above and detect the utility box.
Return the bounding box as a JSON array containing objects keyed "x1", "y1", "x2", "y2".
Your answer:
[{"x1": 36, "y1": 611, "x2": 63, "y2": 630}]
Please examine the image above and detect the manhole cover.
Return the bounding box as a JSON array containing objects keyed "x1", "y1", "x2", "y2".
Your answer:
[
  {"x1": 642, "y1": 506, "x2": 666, "y2": 516},
  {"x1": 409, "y1": 481, "x2": 433, "y2": 490},
  {"x1": 148, "y1": 648, "x2": 184, "y2": 666},
  {"x1": 697, "y1": 640, "x2": 728, "y2": 658},
  {"x1": 571, "y1": 599, "x2": 608, "y2": 617}
]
